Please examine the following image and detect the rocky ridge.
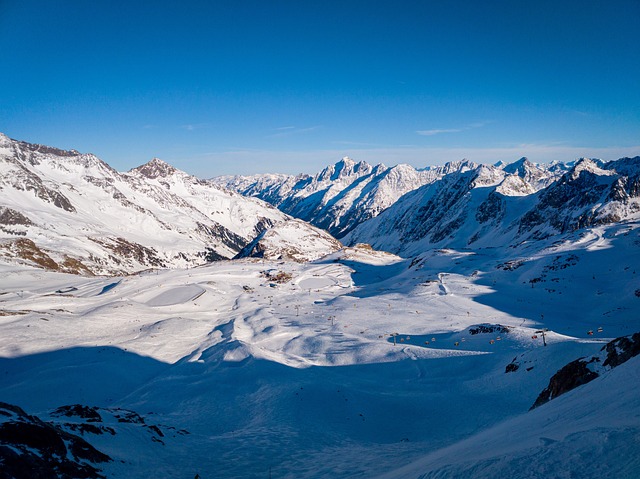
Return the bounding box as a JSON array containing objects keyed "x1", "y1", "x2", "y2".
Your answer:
[
  {"x1": 214, "y1": 157, "x2": 448, "y2": 238},
  {"x1": 345, "y1": 157, "x2": 640, "y2": 256},
  {"x1": 0, "y1": 134, "x2": 291, "y2": 274}
]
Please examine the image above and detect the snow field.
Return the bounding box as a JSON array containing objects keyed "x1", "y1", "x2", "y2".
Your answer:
[{"x1": 1, "y1": 226, "x2": 639, "y2": 478}]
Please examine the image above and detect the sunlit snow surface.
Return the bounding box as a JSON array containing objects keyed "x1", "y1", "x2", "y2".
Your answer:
[{"x1": 1, "y1": 222, "x2": 639, "y2": 478}]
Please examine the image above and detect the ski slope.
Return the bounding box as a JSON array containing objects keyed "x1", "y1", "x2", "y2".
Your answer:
[{"x1": 1, "y1": 222, "x2": 639, "y2": 478}]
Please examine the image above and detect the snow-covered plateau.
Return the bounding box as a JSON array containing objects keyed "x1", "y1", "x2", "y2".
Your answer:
[{"x1": 1, "y1": 133, "x2": 640, "y2": 478}]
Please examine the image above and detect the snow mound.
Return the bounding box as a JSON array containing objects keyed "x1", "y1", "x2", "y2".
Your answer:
[{"x1": 145, "y1": 284, "x2": 205, "y2": 306}]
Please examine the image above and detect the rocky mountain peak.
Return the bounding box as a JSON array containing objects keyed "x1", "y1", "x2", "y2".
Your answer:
[
  {"x1": 567, "y1": 158, "x2": 611, "y2": 181},
  {"x1": 0, "y1": 132, "x2": 11, "y2": 147},
  {"x1": 317, "y1": 157, "x2": 373, "y2": 182},
  {"x1": 130, "y1": 158, "x2": 179, "y2": 179},
  {"x1": 473, "y1": 164, "x2": 505, "y2": 187},
  {"x1": 8, "y1": 135, "x2": 83, "y2": 159},
  {"x1": 372, "y1": 162, "x2": 388, "y2": 173},
  {"x1": 495, "y1": 174, "x2": 536, "y2": 196},
  {"x1": 503, "y1": 157, "x2": 531, "y2": 175},
  {"x1": 441, "y1": 159, "x2": 477, "y2": 175}
]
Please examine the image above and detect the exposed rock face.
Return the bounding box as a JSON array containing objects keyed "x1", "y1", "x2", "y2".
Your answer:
[
  {"x1": 4, "y1": 157, "x2": 76, "y2": 212},
  {"x1": 0, "y1": 238, "x2": 62, "y2": 270},
  {"x1": 129, "y1": 157, "x2": 178, "y2": 179},
  {"x1": 195, "y1": 221, "x2": 254, "y2": 253},
  {"x1": 531, "y1": 358, "x2": 600, "y2": 409},
  {"x1": 602, "y1": 332, "x2": 640, "y2": 368},
  {"x1": 505, "y1": 361, "x2": 520, "y2": 373},
  {"x1": 503, "y1": 157, "x2": 559, "y2": 191},
  {"x1": 88, "y1": 236, "x2": 166, "y2": 268},
  {"x1": 0, "y1": 207, "x2": 34, "y2": 226},
  {"x1": 531, "y1": 332, "x2": 640, "y2": 409},
  {"x1": 475, "y1": 190, "x2": 506, "y2": 224},
  {"x1": 0, "y1": 238, "x2": 95, "y2": 275},
  {"x1": 0, "y1": 402, "x2": 111, "y2": 479},
  {"x1": 0, "y1": 401, "x2": 189, "y2": 478},
  {"x1": 52, "y1": 404, "x2": 104, "y2": 422},
  {"x1": 519, "y1": 159, "x2": 615, "y2": 235}
]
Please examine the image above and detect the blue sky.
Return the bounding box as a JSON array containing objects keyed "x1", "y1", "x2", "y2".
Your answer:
[{"x1": 1, "y1": 1, "x2": 639, "y2": 176}]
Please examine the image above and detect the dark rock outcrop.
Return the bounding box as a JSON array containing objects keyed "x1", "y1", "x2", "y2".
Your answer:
[
  {"x1": 52, "y1": 404, "x2": 103, "y2": 423},
  {"x1": 0, "y1": 207, "x2": 33, "y2": 226},
  {"x1": 602, "y1": 332, "x2": 640, "y2": 368},
  {"x1": 531, "y1": 332, "x2": 640, "y2": 410},
  {"x1": 0, "y1": 402, "x2": 111, "y2": 479},
  {"x1": 530, "y1": 358, "x2": 599, "y2": 409},
  {"x1": 505, "y1": 361, "x2": 520, "y2": 373},
  {"x1": 469, "y1": 324, "x2": 510, "y2": 335}
]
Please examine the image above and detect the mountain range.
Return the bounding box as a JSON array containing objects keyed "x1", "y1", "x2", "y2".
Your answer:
[
  {"x1": 345, "y1": 156, "x2": 640, "y2": 256},
  {"x1": 216, "y1": 154, "x2": 640, "y2": 258},
  {"x1": 3, "y1": 132, "x2": 638, "y2": 274},
  {"x1": 0, "y1": 133, "x2": 338, "y2": 274},
  {"x1": 213, "y1": 157, "x2": 446, "y2": 238},
  {"x1": 1, "y1": 133, "x2": 640, "y2": 478}
]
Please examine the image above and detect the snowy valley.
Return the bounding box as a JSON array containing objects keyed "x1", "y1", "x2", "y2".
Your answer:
[{"x1": 1, "y1": 134, "x2": 640, "y2": 478}]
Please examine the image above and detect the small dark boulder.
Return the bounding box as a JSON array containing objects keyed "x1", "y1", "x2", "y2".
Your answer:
[{"x1": 505, "y1": 362, "x2": 520, "y2": 373}]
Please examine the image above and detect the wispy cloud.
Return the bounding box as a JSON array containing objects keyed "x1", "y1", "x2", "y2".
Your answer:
[
  {"x1": 181, "y1": 123, "x2": 210, "y2": 131},
  {"x1": 266, "y1": 125, "x2": 322, "y2": 138},
  {"x1": 332, "y1": 140, "x2": 418, "y2": 148},
  {"x1": 417, "y1": 121, "x2": 490, "y2": 136},
  {"x1": 417, "y1": 128, "x2": 462, "y2": 136},
  {"x1": 567, "y1": 109, "x2": 591, "y2": 117}
]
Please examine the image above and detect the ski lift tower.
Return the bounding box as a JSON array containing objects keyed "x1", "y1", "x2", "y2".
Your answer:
[{"x1": 535, "y1": 328, "x2": 549, "y2": 346}]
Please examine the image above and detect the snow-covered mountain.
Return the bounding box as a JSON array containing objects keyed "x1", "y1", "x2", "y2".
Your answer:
[
  {"x1": 345, "y1": 157, "x2": 640, "y2": 257},
  {"x1": 213, "y1": 157, "x2": 449, "y2": 238},
  {"x1": 0, "y1": 133, "x2": 292, "y2": 274},
  {"x1": 235, "y1": 218, "x2": 343, "y2": 262},
  {"x1": 219, "y1": 155, "x2": 639, "y2": 260}
]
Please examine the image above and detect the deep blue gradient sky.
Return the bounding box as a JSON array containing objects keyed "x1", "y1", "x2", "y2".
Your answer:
[{"x1": 1, "y1": 1, "x2": 639, "y2": 176}]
